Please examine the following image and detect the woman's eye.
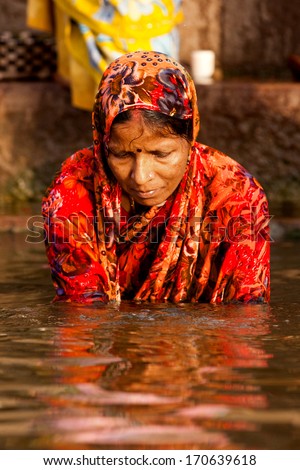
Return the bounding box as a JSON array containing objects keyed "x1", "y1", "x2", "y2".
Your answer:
[
  {"x1": 109, "y1": 151, "x2": 133, "y2": 159},
  {"x1": 154, "y1": 151, "x2": 172, "y2": 159}
]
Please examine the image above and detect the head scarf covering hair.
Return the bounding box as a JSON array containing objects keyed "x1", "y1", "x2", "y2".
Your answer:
[
  {"x1": 92, "y1": 50, "x2": 200, "y2": 149},
  {"x1": 42, "y1": 50, "x2": 270, "y2": 304}
]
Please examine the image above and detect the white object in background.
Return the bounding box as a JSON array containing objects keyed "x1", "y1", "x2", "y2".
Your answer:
[{"x1": 191, "y1": 50, "x2": 215, "y2": 84}]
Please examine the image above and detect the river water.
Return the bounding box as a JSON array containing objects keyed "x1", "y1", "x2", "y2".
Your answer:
[{"x1": 0, "y1": 232, "x2": 299, "y2": 450}]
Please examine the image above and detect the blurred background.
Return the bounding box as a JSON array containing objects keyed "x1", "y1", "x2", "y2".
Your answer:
[{"x1": 0, "y1": 0, "x2": 300, "y2": 232}]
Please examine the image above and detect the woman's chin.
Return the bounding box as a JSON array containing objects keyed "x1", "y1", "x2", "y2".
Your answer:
[{"x1": 133, "y1": 195, "x2": 167, "y2": 208}]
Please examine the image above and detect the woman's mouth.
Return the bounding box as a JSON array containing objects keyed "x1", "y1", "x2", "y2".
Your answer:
[{"x1": 132, "y1": 189, "x2": 159, "y2": 199}]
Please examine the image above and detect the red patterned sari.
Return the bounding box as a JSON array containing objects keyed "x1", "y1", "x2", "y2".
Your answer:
[{"x1": 42, "y1": 51, "x2": 270, "y2": 304}]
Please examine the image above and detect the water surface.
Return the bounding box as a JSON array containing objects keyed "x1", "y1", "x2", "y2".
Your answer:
[{"x1": 0, "y1": 233, "x2": 300, "y2": 449}]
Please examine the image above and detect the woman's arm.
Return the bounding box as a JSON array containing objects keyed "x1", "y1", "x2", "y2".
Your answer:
[{"x1": 42, "y1": 150, "x2": 109, "y2": 303}]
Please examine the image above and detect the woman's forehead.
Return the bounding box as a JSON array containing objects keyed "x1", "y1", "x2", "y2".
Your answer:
[{"x1": 109, "y1": 114, "x2": 178, "y2": 144}]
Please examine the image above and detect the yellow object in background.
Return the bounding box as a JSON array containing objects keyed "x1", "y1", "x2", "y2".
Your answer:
[
  {"x1": 27, "y1": 0, "x2": 53, "y2": 32},
  {"x1": 27, "y1": 0, "x2": 183, "y2": 110}
]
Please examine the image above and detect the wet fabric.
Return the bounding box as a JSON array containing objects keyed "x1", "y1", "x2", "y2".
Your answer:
[
  {"x1": 27, "y1": 0, "x2": 183, "y2": 109},
  {"x1": 42, "y1": 50, "x2": 271, "y2": 304}
]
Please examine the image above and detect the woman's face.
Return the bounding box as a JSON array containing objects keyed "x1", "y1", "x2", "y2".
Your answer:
[{"x1": 107, "y1": 111, "x2": 191, "y2": 207}]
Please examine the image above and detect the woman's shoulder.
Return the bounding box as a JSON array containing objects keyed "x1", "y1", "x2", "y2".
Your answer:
[
  {"x1": 59, "y1": 147, "x2": 96, "y2": 177},
  {"x1": 194, "y1": 142, "x2": 267, "y2": 204},
  {"x1": 47, "y1": 147, "x2": 98, "y2": 190},
  {"x1": 195, "y1": 142, "x2": 247, "y2": 174},
  {"x1": 42, "y1": 147, "x2": 97, "y2": 217}
]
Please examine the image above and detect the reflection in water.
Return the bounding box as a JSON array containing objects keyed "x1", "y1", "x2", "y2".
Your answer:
[
  {"x1": 35, "y1": 303, "x2": 272, "y2": 449},
  {"x1": 0, "y1": 234, "x2": 300, "y2": 449}
]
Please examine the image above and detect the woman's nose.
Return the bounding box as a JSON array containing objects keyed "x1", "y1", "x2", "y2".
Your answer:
[{"x1": 130, "y1": 155, "x2": 154, "y2": 186}]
